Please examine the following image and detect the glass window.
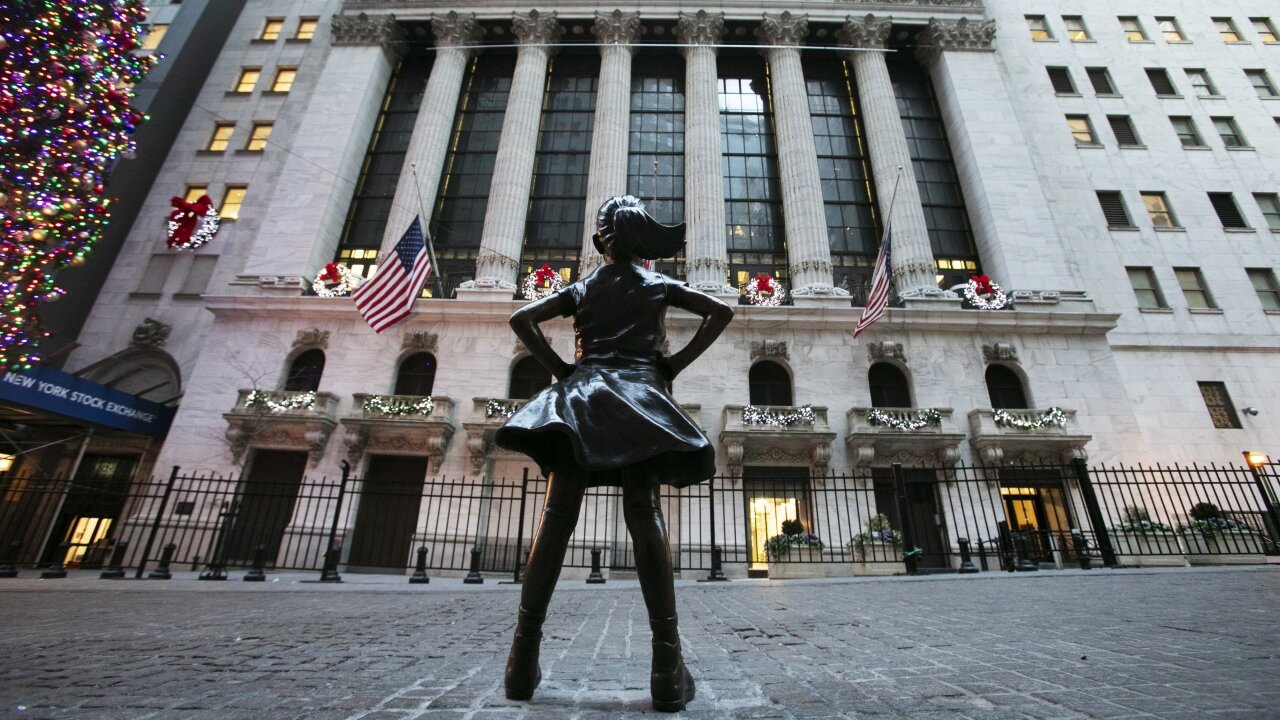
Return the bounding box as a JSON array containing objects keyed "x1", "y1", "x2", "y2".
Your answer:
[
  {"x1": 1156, "y1": 17, "x2": 1185, "y2": 42},
  {"x1": 206, "y1": 123, "x2": 235, "y2": 152},
  {"x1": 1214, "y1": 18, "x2": 1242, "y2": 42},
  {"x1": 234, "y1": 68, "x2": 260, "y2": 93},
  {"x1": 183, "y1": 184, "x2": 208, "y2": 202},
  {"x1": 1197, "y1": 382, "x2": 1241, "y2": 429},
  {"x1": 1184, "y1": 69, "x2": 1218, "y2": 96},
  {"x1": 749, "y1": 361, "x2": 793, "y2": 406},
  {"x1": 1066, "y1": 115, "x2": 1097, "y2": 145},
  {"x1": 868, "y1": 363, "x2": 911, "y2": 408},
  {"x1": 1169, "y1": 116, "x2": 1203, "y2": 147},
  {"x1": 1245, "y1": 69, "x2": 1278, "y2": 98},
  {"x1": 1046, "y1": 67, "x2": 1076, "y2": 94},
  {"x1": 1246, "y1": 268, "x2": 1280, "y2": 309},
  {"x1": 1208, "y1": 192, "x2": 1249, "y2": 229},
  {"x1": 260, "y1": 18, "x2": 284, "y2": 41},
  {"x1": 985, "y1": 366, "x2": 1028, "y2": 410},
  {"x1": 219, "y1": 186, "x2": 247, "y2": 220},
  {"x1": 1175, "y1": 268, "x2": 1216, "y2": 309},
  {"x1": 271, "y1": 67, "x2": 297, "y2": 93},
  {"x1": 1119, "y1": 17, "x2": 1147, "y2": 42},
  {"x1": 1063, "y1": 16, "x2": 1090, "y2": 41},
  {"x1": 295, "y1": 18, "x2": 318, "y2": 40},
  {"x1": 508, "y1": 356, "x2": 550, "y2": 400},
  {"x1": 1086, "y1": 67, "x2": 1116, "y2": 95},
  {"x1": 283, "y1": 349, "x2": 325, "y2": 392},
  {"x1": 1126, "y1": 267, "x2": 1166, "y2": 309},
  {"x1": 245, "y1": 122, "x2": 272, "y2": 151},
  {"x1": 1026, "y1": 16, "x2": 1053, "y2": 41},
  {"x1": 140, "y1": 23, "x2": 168, "y2": 51},
  {"x1": 1252, "y1": 18, "x2": 1278, "y2": 43},
  {"x1": 1142, "y1": 192, "x2": 1177, "y2": 227},
  {"x1": 394, "y1": 353, "x2": 437, "y2": 396},
  {"x1": 1212, "y1": 117, "x2": 1247, "y2": 148},
  {"x1": 1097, "y1": 191, "x2": 1133, "y2": 228},
  {"x1": 1107, "y1": 115, "x2": 1141, "y2": 146},
  {"x1": 1145, "y1": 68, "x2": 1178, "y2": 96},
  {"x1": 627, "y1": 52, "x2": 686, "y2": 278},
  {"x1": 1255, "y1": 193, "x2": 1280, "y2": 231}
]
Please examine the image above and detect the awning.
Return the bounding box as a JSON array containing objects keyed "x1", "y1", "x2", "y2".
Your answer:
[{"x1": 0, "y1": 364, "x2": 175, "y2": 439}]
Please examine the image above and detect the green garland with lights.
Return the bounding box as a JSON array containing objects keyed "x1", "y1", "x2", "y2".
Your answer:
[
  {"x1": 362, "y1": 395, "x2": 435, "y2": 417},
  {"x1": 245, "y1": 390, "x2": 316, "y2": 414},
  {"x1": 993, "y1": 406, "x2": 1067, "y2": 430},
  {"x1": 486, "y1": 398, "x2": 519, "y2": 419},
  {"x1": 742, "y1": 404, "x2": 815, "y2": 427},
  {"x1": 866, "y1": 408, "x2": 942, "y2": 431}
]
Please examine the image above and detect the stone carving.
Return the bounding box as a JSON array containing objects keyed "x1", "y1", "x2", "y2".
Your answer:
[
  {"x1": 258, "y1": 275, "x2": 307, "y2": 289},
  {"x1": 756, "y1": 12, "x2": 809, "y2": 46},
  {"x1": 431, "y1": 11, "x2": 481, "y2": 48},
  {"x1": 130, "y1": 318, "x2": 171, "y2": 349},
  {"x1": 593, "y1": 9, "x2": 642, "y2": 47},
  {"x1": 512, "y1": 9, "x2": 563, "y2": 48},
  {"x1": 916, "y1": 17, "x2": 997, "y2": 64},
  {"x1": 331, "y1": 12, "x2": 406, "y2": 62},
  {"x1": 403, "y1": 331, "x2": 438, "y2": 353},
  {"x1": 750, "y1": 340, "x2": 789, "y2": 361},
  {"x1": 294, "y1": 328, "x2": 330, "y2": 350},
  {"x1": 982, "y1": 342, "x2": 1019, "y2": 363},
  {"x1": 675, "y1": 10, "x2": 726, "y2": 48},
  {"x1": 867, "y1": 341, "x2": 905, "y2": 362},
  {"x1": 744, "y1": 446, "x2": 813, "y2": 465},
  {"x1": 837, "y1": 14, "x2": 892, "y2": 49}
]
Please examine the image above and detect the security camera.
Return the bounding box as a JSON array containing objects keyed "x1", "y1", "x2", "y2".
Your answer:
[{"x1": 1244, "y1": 407, "x2": 1259, "y2": 416}]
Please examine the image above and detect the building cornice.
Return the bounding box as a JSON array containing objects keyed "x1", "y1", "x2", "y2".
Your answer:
[{"x1": 339, "y1": 1, "x2": 982, "y2": 23}]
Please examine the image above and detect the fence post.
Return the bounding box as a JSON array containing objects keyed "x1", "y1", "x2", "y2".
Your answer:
[
  {"x1": 511, "y1": 468, "x2": 529, "y2": 583},
  {"x1": 703, "y1": 477, "x2": 727, "y2": 581},
  {"x1": 199, "y1": 499, "x2": 236, "y2": 581},
  {"x1": 135, "y1": 466, "x2": 180, "y2": 579},
  {"x1": 1242, "y1": 452, "x2": 1280, "y2": 549},
  {"x1": 892, "y1": 463, "x2": 918, "y2": 575},
  {"x1": 464, "y1": 547, "x2": 484, "y2": 584},
  {"x1": 1071, "y1": 458, "x2": 1116, "y2": 567},
  {"x1": 100, "y1": 539, "x2": 129, "y2": 579},
  {"x1": 956, "y1": 537, "x2": 979, "y2": 574},
  {"x1": 0, "y1": 540, "x2": 20, "y2": 578},
  {"x1": 320, "y1": 461, "x2": 350, "y2": 583},
  {"x1": 148, "y1": 543, "x2": 175, "y2": 579}
]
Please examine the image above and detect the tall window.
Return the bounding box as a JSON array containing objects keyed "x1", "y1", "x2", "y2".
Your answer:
[
  {"x1": 284, "y1": 349, "x2": 325, "y2": 392},
  {"x1": 985, "y1": 366, "x2": 1028, "y2": 410},
  {"x1": 889, "y1": 49, "x2": 980, "y2": 288},
  {"x1": 508, "y1": 357, "x2": 550, "y2": 400},
  {"x1": 868, "y1": 363, "x2": 910, "y2": 408},
  {"x1": 1255, "y1": 193, "x2": 1280, "y2": 231},
  {"x1": 335, "y1": 51, "x2": 435, "y2": 281},
  {"x1": 1174, "y1": 268, "x2": 1216, "y2": 309},
  {"x1": 627, "y1": 52, "x2": 685, "y2": 277},
  {"x1": 1246, "y1": 268, "x2": 1280, "y2": 309},
  {"x1": 1127, "y1": 267, "x2": 1167, "y2": 309},
  {"x1": 1198, "y1": 382, "x2": 1241, "y2": 429},
  {"x1": 219, "y1": 186, "x2": 247, "y2": 220},
  {"x1": 749, "y1": 361, "x2": 792, "y2": 406},
  {"x1": 1119, "y1": 17, "x2": 1148, "y2": 42},
  {"x1": 520, "y1": 50, "x2": 599, "y2": 283},
  {"x1": 805, "y1": 53, "x2": 878, "y2": 301},
  {"x1": 394, "y1": 353, "x2": 437, "y2": 396},
  {"x1": 430, "y1": 51, "x2": 515, "y2": 289},
  {"x1": 720, "y1": 52, "x2": 786, "y2": 291}
]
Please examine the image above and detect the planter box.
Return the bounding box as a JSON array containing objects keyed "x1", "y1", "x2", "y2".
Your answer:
[
  {"x1": 1110, "y1": 531, "x2": 1188, "y2": 568},
  {"x1": 768, "y1": 546, "x2": 827, "y2": 579},
  {"x1": 852, "y1": 541, "x2": 905, "y2": 576},
  {"x1": 1183, "y1": 531, "x2": 1266, "y2": 565}
]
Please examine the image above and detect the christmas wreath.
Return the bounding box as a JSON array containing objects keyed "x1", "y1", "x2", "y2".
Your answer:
[
  {"x1": 962, "y1": 274, "x2": 1011, "y2": 310},
  {"x1": 165, "y1": 195, "x2": 220, "y2": 250},
  {"x1": 744, "y1": 273, "x2": 785, "y2": 306},
  {"x1": 311, "y1": 262, "x2": 360, "y2": 298},
  {"x1": 522, "y1": 263, "x2": 565, "y2": 300}
]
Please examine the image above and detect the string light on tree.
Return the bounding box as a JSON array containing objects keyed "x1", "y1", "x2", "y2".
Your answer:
[{"x1": 0, "y1": 0, "x2": 152, "y2": 370}]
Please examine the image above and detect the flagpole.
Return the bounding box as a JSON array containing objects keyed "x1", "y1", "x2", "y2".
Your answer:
[
  {"x1": 409, "y1": 163, "x2": 446, "y2": 299},
  {"x1": 883, "y1": 165, "x2": 904, "y2": 235}
]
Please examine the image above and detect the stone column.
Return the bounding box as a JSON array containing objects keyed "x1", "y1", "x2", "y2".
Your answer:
[
  {"x1": 579, "y1": 10, "x2": 642, "y2": 276},
  {"x1": 377, "y1": 12, "x2": 481, "y2": 256},
  {"x1": 675, "y1": 11, "x2": 734, "y2": 294},
  {"x1": 465, "y1": 10, "x2": 562, "y2": 292},
  {"x1": 916, "y1": 18, "x2": 1079, "y2": 294},
  {"x1": 838, "y1": 15, "x2": 939, "y2": 298},
  {"x1": 239, "y1": 13, "x2": 404, "y2": 292},
  {"x1": 756, "y1": 12, "x2": 844, "y2": 299}
]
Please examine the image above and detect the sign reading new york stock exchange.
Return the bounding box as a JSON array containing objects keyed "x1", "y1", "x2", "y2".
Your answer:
[{"x1": 0, "y1": 364, "x2": 175, "y2": 439}]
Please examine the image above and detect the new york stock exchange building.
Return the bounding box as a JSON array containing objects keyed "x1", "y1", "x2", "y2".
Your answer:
[{"x1": 9, "y1": 0, "x2": 1279, "y2": 580}]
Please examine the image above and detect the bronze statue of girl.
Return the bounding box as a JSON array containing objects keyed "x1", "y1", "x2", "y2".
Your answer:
[{"x1": 495, "y1": 195, "x2": 733, "y2": 712}]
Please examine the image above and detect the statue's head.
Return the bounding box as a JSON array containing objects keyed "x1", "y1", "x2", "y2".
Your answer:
[{"x1": 593, "y1": 195, "x2": 686, "y2": 264}]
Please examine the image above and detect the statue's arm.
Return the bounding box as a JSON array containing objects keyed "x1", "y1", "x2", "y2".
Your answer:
[
  {"x1": 664, "y1": 285, "x2": 734, "y2": 379},
  {"x1": 509, "y1": 291, "x2": 576, "y2": 381}
]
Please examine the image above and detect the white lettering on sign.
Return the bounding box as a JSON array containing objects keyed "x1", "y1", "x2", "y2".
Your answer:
[
  {"x1": 3, "y1": 372, "x2": 36, "y2": 389},
  {"x1": 3, "y1": 371, "x2": 158, "y2": 425}
]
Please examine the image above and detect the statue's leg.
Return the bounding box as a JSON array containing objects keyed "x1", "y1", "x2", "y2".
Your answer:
[
  {"x1": 505, "y1": 465, "x2": 584, "y2": 700},
  {"x1": 622, "y1": 469, "x2": 694, "y2": 713}
]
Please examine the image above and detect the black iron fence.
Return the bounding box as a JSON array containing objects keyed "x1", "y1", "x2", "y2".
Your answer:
[{"x1": 1, "y1": 458, "x2": 1276, "y2": 580}]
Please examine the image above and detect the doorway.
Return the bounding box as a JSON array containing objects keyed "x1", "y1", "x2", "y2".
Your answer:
[
  {"x1": 224, "y1": 449, "x2": 307, "y2": 567},
  {"x1": 51, "y1": 454, "x2": 136, "y2": 568},
  {"x1": 743, "y1": 466, "x2": 810, "y2": 576},
  {"x1": 872, "y1": 468, "x2": 949, "y2": 570},
  {"x1": 998, "y1": 469, "x2": 1074, "y2": 564},
  {"x1": 347, "y1": 455, "x2": 427, "y2": 570}
]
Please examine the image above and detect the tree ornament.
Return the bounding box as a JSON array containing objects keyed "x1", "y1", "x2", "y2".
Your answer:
[
  {"x1": 60, "y1": 198, "x2": 78, "y2": 212},
  {"x1": 30, "y1": 229, "x2": 48, "y2": 243},
  {"x1": 522, "y1": 263, "x2": 565, "y2": 300},
  {"x1": 744, "y1": 273, "x2": 785, "y2": 306},
  {"x1": 311, "y1": 262, "x2": 360, "y2": 297},
  {"x1": 70, "y1": 255, "x2": 86, "y2": 267},
  {"x1": 962, "y1": 274, "x2": 1011, "y2": 310},
  {"x1": 165, "y1": 195, "x2": 220, "y2": 250}
]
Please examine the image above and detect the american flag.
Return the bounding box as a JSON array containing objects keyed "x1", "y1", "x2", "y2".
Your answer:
[
  {"x1": 353, "y1": 216, "x2": 432, "y2": 333},
  {"x1": 853, "y1": 225, "x2": 893, "y2": 339}
]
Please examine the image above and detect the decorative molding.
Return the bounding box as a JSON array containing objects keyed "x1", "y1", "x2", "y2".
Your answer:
[
  {"x1": 130, "y1": 318, "x2": 171, "y2": 349},
  {"x1": 867, "y1": 341, "x2": 905, "y2": 362},
  {"x1": 512, "y1": 9, "x2": 563, "y2": 48},
  {"x1": 675, "y1": 10, "x2": 726, "y2": 51},
  {"x1": 294, "y1": 328, "x2": 330, "y2": 350},
  {"x1": 331, "y1": 12, "x2": 406, "y2": 62},
  {"x1": 750, "y1": 340, "x2": 789, "y2": 361},
  {"x1": 916, "y1": 17, "x2": 996, "y2": 64},
  {"x1": 982, "y1": 342, "x2": 1019, "y2": 364},
  {"x1": 593, "y1": 9, "x2": 642, "y2": 48},
  {"x1": 837, "y1": 14, "x2": 892, "y2": 50},
  {"x1": 756, "y1": 12, "x2": 808, "y2": 47},
  {"x1": 431, "y1": 11, "x2": 481, "y2": 48},
  {"x1": 743, "y1": 445, "x2": 811, "y2": 465},
  {"x1": 402, "y1": 331, "x2": 438, "y2": 353}
]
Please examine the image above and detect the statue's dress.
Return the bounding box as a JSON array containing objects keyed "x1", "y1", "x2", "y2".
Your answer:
[{"x1": 495, "y1": 262, "x2": 715, "y2": 488}]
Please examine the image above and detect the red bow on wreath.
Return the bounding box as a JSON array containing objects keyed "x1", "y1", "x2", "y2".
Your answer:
[
  {"x1": 534, "y1": 263, "x2": 558, "y2": 285},
  {"x1": 319, "y1": 262, "x2": 342, "y2": 284},
  {"x1": 166, "y1": 195, "x2": 211, "y2": 248},
  {"x1": 970, "y1": 274, "x2": 994, "y2": 295},
  {"x1": 755, "y1": 273, "x2": 775, "y2": 294}
]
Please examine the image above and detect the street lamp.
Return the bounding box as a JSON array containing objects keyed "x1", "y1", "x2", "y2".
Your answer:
[{"x1": 1244, "y1": 450, "x2": 1269, "y2": 469}]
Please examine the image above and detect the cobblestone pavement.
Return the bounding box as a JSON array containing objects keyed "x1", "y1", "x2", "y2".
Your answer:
[{"x1": 0, "y1": 566, "x2": 1277, "y2": 720}]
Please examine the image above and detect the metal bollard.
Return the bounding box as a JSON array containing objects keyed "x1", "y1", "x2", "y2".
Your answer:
[
  {"x1": 956, "y1": 537, "x2": 979, "y2": 574},
  {"x1": 586, "y1": 548, "x2": 606, "y2": 584},
  {"x1": 40, "y1": 542, "x2": 71, "y2": 579},
  {"x1": 706, "y1": 545, "x2": 728, "y2": 581},
  {"x1": 1014, "y1": 534, "x2": 1039, "y2": 572},
  {"x1": 0, "y1": 540, "x2": 20, "y2": 578},
  {"x1": 975, "y1": 538, "x2": 989, "y2": 572},
  {"x1": 100, "y1": 540, "x2": 129, "y2": 579},
  {"x1": 148, "y1": 543, "x2": 176, "y2": 579},
  {"x1": 409, "y1": 546, "x2": 430, "y2": 584},
  {"x1": 463, "y1": 547, "x2": 484, "y2": 584},
  {"x1": 319, "y1": 545, "x2": 342, "y2": 583},
  {"x1": 1071, "y1": 530, "x2": 1092, "y2": 570},
  {"x1": 243, "y1": 544, "x2": 267, "y2": 582}
]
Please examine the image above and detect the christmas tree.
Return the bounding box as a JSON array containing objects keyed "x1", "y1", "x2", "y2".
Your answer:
[{"x1": 0, "y1": 1, "x2": 152, "y2": 371}]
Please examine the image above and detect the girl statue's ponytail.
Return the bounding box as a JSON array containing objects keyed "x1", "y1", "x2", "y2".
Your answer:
[{"x1": 594, "y1": 195, "x2": 686, "y2": 261}]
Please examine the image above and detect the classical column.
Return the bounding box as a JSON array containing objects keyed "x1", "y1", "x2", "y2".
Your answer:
[
  {"x1": 579, "y1": 10, "x2": 642, "y2": 276},
  {"x1": 377, "y1": 12, "x2": 481, "y2": 256},
  {"x1": 240, "y1": 13, "x2": 404, "y2": 291},
  {"x1": 756, "y1": 12, "x2": 844, "y2": 298},
  {"x1": 675, "y1": 11, "x2": 734, "y2": 294},
  {"x1": 837, "y1": 15, "x2": 939, "y2": 298},
  {"x1": 916, "y1": 18, "x2": 1079, "y2": 294},
  {"x1": 464, "y1": 10, "x2": 561, "y2": 292}
]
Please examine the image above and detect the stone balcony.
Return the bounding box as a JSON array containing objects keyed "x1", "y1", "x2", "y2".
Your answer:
[
  {"x1": 967, "y1": 407, "x2": 1091, "y2": 464},
  {"x1": 461, "y1": 397, "x2": 530, "y2": 473},
  {"x1": 720, "y1": 404, "x2": 837, "y2": 475},
  {"x1": 223, "y1": 389, "x2": 340, "y2": 467},
  {"x1": 846, "y1": 407, "x2": 966, "y2": 467},
  {"x1": 339, "y1": 394, "x2": 456, "y2": 471}
]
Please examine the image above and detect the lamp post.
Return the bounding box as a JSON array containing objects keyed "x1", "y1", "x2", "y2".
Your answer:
[{"x1": 1242, "y1": 451, "x2": 1280, "y2": 549}]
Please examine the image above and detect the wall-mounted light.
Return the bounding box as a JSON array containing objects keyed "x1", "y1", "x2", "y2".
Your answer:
[
  {"x1": 1244, "y1": 451, "x2": 1269, "y2": 469},
  {"x1": 0, "y1": 454, "x2": 13, "y2": 473},
  {"x1": 1243, "y1": 406, "x2": 1259, "y2": 416}
]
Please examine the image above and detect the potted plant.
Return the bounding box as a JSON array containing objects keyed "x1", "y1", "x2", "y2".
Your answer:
[
  {"x1": 1108, "y1": 506, "x2": 1186, "y2": 567},
  {"x1": 847, "y1": 514, "x2": 905, "y2": 576},
  {"x1": 1179, "y1": 502, "x2": 1265, "y2": 565},
  {"x1": 765, "y1": 518, "x2": 826, "y2": 579}
]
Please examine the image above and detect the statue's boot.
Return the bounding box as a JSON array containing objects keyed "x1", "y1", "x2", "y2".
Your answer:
[
  {"x1": 504, "y1": 607, "x2": 544, "y2": 700},
  {"x1": 650, "y1": 615, "x2": 695, "y2": 712}
]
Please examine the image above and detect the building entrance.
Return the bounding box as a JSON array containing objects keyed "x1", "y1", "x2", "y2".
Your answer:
[
  {"x1": 347, "y1": 455, "x2": 427, "y2": 570},
  {"x1": 50, "y1": 454, "x2": 136, "y2": 568},
  {"x1": 999, "y1": 470, "x2": 1075, "y2": 565},
  {"x1": 742, "y1": 466, "x2": 810, "y2": 577},
  {"x1": 872, "y1": 469, "x2": 949, "y2": 570},
  {"x1": 224, "y1": 449, "x2": 307, "y2": 567}
]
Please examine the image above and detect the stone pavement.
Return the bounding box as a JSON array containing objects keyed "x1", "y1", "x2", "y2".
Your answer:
[{"x1": 0, "y1": 566, "x2": 1277, "y2": 720}]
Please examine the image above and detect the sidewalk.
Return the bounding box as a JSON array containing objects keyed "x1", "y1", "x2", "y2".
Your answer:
[{"x1": 1, "y1": 566, "x2": 1277, "y2": 719}]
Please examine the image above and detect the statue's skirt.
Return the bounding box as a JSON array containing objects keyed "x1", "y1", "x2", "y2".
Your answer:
[{"x1": 495, "y1": 357, "x2": 715, "y2": 488}]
